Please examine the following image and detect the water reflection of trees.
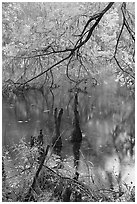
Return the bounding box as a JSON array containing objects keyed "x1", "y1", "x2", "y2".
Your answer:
[{"x1": 2, "y1": 75, "x2": 135, "y2": 190}]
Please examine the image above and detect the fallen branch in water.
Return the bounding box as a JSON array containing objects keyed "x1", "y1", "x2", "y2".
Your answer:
[{"x1": 24, "y1": 145, "x2": 50, "y2": 201}]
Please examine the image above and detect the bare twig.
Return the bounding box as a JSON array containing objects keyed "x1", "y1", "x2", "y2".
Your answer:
[{"x1": 114, "y1": 56, "x2": 135, "y2": 79}]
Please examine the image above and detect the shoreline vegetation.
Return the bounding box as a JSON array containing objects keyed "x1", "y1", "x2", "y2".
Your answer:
[{"x1": 2, "y1": 137, "x2": 135, "y2": 202}]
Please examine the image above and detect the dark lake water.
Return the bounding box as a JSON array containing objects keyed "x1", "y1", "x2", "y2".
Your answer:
[{"x1": 2, "y1": 90, "x2": 135, "y2": 189}]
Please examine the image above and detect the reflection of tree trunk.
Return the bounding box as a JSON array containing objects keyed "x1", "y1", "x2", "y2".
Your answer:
[
  {"x1": 50, "y1": 89, "x2": 54, "y2": 115},
  {"x1": 111, "y1": 125, "x2": 123, "y2": 194},
  {"x1": 52, "y1": 108, "x2": 63, "y2": 155},
  {"x1": 66, "y1": 93, "x2": 73, "y2": 117},
  {"x1": 44, "y1": 90, "x2": 50, "y2": 114},
  {"x1": 106, "y1": 171, "x2": 113, "y2": 190},
  {"x1": 73, "y1": 143, "x2": 81, "y2": 170},
  {"x1": 14, "y1": 94, "x2": 28, "y2": 121},
  {"x1": 129, "y1": 132, "x2": 135, "y2": 157},
  {"x1": 71, "y1": 93, "x2": 82, "y2": 170}
]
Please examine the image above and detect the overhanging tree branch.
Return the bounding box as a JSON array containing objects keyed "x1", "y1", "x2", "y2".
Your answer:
[
  {"x1": 74, "y1": 2, "x2": 114, "y2": 50},
  {"x1": 121, "y1": 3, "x2": 135, "y2": 42},
  {"x1": 21, "y1": 54, "x2": 71, "y2": 85},
  {"x1": 113, "y1": 2, "x2": 135, "y2": 80},
  {"x1": 16, "y1": 2, "x2": 114, "y2": 86}
]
